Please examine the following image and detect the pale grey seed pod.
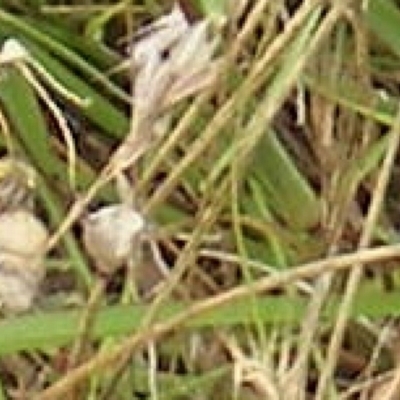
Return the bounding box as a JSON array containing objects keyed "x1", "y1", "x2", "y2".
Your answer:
[{"x1": 82, "y1": 204, "x2": 145, "y2": 274}]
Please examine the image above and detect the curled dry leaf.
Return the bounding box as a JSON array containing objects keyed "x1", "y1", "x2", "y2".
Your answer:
[
  {"x1": 0, "y1": 210, "x2": 48, "y2": 312},
  {"x1": 82, "y1": 204, "x2": 145, "y2": 275}
]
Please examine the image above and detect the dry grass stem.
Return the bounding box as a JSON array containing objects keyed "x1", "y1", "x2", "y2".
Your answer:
[{"x1": 36, "y1": 242, "x2": 400, "y2": 400}]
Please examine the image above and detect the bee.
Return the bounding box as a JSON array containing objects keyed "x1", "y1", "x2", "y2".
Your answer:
[
  {"x1": 0, "y1": 157, "x2": 36, "y2": 213},
  {"x1": 0, "y1": 209, "x2": 48, "y2": 312},
  {"x1": 0, "y1": 157, "x2": 45, "y2": 313}
]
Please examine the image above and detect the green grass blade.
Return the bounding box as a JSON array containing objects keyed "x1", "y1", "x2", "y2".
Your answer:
[
  {"x1": 20, "y1": 38, "x2": 129, "y2": 139},
  {"x1": 194, "y1": 0, "x2": 229, "y2": 17},
  {"x1": 0, "y1": 285, "x2": 399, "y2": 355},
  {"x1": 241, "y1": 8, "x2": 322, "y2": 230},
  {"x1": 22, "y1": 15, "x2": 122, "y2": 70},
  {"x1": 0, "y1": 67, "x2": 62, "y2": 173},
  {"x1": 0, "y1": 9, "x2": 129, "y2": 103},
  {"x1": 250, "y1": 130, "x2": 320, "y2": 230},
  {"x1": 366, "y1": 0, "x2": 400, "y2": 59}
]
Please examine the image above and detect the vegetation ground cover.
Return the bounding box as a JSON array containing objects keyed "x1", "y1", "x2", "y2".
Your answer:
[{"x1": 0, "y1": 0, "x2": 400, "y2": 399}]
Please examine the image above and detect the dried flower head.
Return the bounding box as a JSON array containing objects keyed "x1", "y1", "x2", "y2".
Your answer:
[
  {"x1": 112, "y1": 3, "x2": 220, "y2": 170},
  {"x1": 82, "y1": 204, "x2": 145, "y2": 275},
  {"x1": 131, "y1": 2, "x2": 219, "y2": 119}
]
